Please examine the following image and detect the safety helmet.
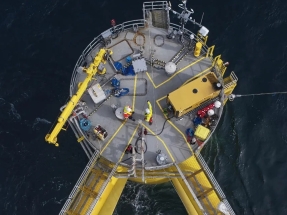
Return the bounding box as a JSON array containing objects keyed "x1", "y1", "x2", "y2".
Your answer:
[
  {"x1": 124, "y1": 105, "x2": 131, "y2": 112},
  {"x1": 145, "y1": 108, "x2": 150, "y2": 114},
  {"x1": 207, "y1": 109, "x2": 215, "y2": 116},
  {"x1": 216, "y1": 83, "x2": 222, "y2": 88},
  {"x1": 214, "y1": 101, "x2": 222, "y2": 108}
]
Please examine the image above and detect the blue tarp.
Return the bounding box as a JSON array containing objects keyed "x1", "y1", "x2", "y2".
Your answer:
[
  {"x1": 111, "y1": 77, "x2": 120, "y2": 87},
  {"x1": 185, "y1": 128, "x2": 194, "y2": 137},
  {"x1": 114, "y1": 62, "x2": 123, "y2": 71},
  {"x1": 122, "y1": 65, "x2": 135, "y2": 76},
  {"x1": 193, "y1": 116, "x2": 202, "y2": 127}
]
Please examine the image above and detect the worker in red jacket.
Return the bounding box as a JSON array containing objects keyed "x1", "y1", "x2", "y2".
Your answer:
[{"x1": 123, "y1": 105, "x2": 135, "y2": 121}]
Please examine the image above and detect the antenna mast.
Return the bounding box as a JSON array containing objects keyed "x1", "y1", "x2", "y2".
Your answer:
[
  {"x1": 200, "y1": 12, "x2": 204, "y2": 25},
  {"x1": 166, "y1": 0, "x2": 209, "y2": 42}
]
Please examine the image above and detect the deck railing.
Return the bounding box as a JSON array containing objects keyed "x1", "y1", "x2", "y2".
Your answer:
[
  {"x1": 59, "y1": 150, "x2": 100, "y2": 215},
  {"x1": 69, "y1": 19, "x2": 209, "y2": 97},
  {"x1": 65, "y1": 3, "x2": 236, "y2": 214},
  {"x1": 224, "y1": 71, "x2": 238, "y2": 90},
  {"x1": 196, "y1": 153, "x2": 236, "y2": 215},
  {"x1": 143, "y1": 1, "x2": 168, "y2": 10},
  {"x1": 143, "y1": 1, "x2": 169, "y2": 27},
  {"x1": 143, "y1": 1, "x2": 169, "y2": 18},
  {"x1": 69, "y1": 19, "x2": 145, "y2": 96},
  {"x1": 86, "y1": 162, "x2": 120, "y2": 215},
  {"x1": 174, "y1": 163, "x2": 207, "y2": 213}
]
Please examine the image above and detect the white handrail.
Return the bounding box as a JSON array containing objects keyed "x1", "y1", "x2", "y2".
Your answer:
[
  {"x1": 86, "y1": 162, "x2": 120, "y2": 215},
  {"x1": 59, "y1": 150, "x2": 100, "y2": 214},
  {"x1": 174, "y1": 163, "x2": 207, "y2": 214},
  {"x1": 196, "y1": 153, "x2": 236, "y2": 215}
]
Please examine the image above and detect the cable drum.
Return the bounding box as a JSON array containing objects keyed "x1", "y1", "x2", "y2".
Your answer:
[
  {"x1": 133, "y1": 32, "x2": 145, "y2": 46},
  {"x1": 154, "y1": 35, "x2": 164, "y2": 47}
]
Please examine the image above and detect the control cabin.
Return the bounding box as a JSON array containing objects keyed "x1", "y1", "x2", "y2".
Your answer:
[{"x1": 167, "y1": 72, "x2": 221, "y2": 117}]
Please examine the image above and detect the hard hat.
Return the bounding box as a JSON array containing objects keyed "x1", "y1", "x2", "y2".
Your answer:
[
  {"x1": 125, "y1": 106, "x2": 131, "y2": 112},
  {"x1": 214, "y1": 101, "x2": 221, "y2": 108},
  {"x1": 145, "y1": 108, "x2": 150, "y2": 114},
  {"x1": 207, "y1": 109, "x2": 215, "y2": 116}
]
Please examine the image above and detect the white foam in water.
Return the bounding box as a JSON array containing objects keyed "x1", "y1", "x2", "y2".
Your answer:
[
  {"x1": 132, "y1": 187, "x2": 150, "y2": 213},
  {"x1": 32, "y1": 117, "x2": 51, "y2": 130},
  {"x1": 13, "y1": 92, "x2": 30, "y2": 105},
  {"x1": 117, "y1": 183, "x2": 154, "y2": 214},
  {"x1": 9, "y1": 103, "x2": 21, "y2": 120},
  {"x1": 0, "y1": 98, "x2": 5, "y2": 105}
]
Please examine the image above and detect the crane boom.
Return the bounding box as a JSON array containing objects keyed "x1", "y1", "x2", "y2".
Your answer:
[{"x1": 45, "y1": 49, "x2": 112, "y2": 146}]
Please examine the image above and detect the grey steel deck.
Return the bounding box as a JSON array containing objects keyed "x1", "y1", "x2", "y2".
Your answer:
[
  {"x1": 58, "y1": 2, "x2": 237, "y2": 215},
  {"x1": 73, "y1": 18, "x2": 218, "y2": 168}
]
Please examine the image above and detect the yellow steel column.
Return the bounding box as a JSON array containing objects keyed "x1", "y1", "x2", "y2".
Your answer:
[
  {"x1": 171, "y1": 178, "x2": 202, "y2": 215},
  {"x1": 89, "y1": 177, "x2": 128, "y2": 215}
]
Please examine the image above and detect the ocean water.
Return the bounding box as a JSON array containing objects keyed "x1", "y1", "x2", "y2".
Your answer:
[{"x1": 1, "y1": 0, "x2": 287, "y2": 214}]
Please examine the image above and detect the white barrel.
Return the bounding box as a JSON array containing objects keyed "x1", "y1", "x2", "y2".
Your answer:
[
  {"x1": 207, "y1": 109, "x2": 215, "y2": 116},
  {"x1": 165, "y1": 62, "x2": 176, "y2": 76}
]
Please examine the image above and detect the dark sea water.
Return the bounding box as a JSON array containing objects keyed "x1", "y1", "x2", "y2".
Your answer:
[{"x1": 1, "y1": 0, "x2": 287, "y2": 214}]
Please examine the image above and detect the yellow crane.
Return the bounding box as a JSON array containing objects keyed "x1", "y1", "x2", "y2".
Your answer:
[{"x1": 45, "y1": 48, "x2": 112, "y2": 146}]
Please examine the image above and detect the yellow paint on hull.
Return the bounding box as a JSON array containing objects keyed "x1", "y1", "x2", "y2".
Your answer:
[
  {"x1": 171, "y1": 178, "x2": 200, "y2": 215},
  {"x1": 129, "y1": 177, "x2": 169, "y2": 184},
  {"x1": 177, "y1": 156, "x2": 222, "y2": 212},
  {"x1": 90, "y1": 176, "x2": 128, "y2": 215}
]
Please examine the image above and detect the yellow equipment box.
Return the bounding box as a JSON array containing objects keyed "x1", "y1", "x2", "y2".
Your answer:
[{"x1": 194, "y1": 125, "x2": 210, "y2": 141}]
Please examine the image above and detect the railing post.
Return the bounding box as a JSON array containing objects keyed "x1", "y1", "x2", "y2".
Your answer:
[
  {"x1": 206, "y1": 45, "x2": 215, "y2": 58},
  {"x1": 212, "y1": 54, "x2": 221, "y2": 67}
]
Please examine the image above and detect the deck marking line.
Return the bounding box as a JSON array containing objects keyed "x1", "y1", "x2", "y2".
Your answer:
[
  {"x1": 155, "y1": 56, "x2": 205, "y2": 88},
  {"x1": 142, "y1": 124, "x2": 175, "y2": 162},
  {"x1": 132, "y1": 75, "x2": 137, "y2": 110},
  {"x1": 182, "y1": 66, "x2": 213, "y2": 86},
  {"x1": 156, "y1": 100, "x2": 194, "y2": 154},
  {"x1": 145, "y1": 72, "x2": 157, "y2": 88},
  {"x1": 100, "y1": 121, "x2": 126, "y2": 155},
  {"x1": 175, "y1": 56, "x2": 205, "y2": 74},
  {"x1": 118, "y1": 124, "x2": 139, "y2": 162},
  {"x1": 156, "y1": 95, "x2": 167, "y2": 103}
]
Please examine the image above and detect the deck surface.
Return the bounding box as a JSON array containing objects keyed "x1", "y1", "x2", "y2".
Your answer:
[
  {"x1": 75, "y1": 22, "x2": 215, "y2": 168},
  {"x1": 61, "y1": 6, "x2": 237, "y2": 215}
]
